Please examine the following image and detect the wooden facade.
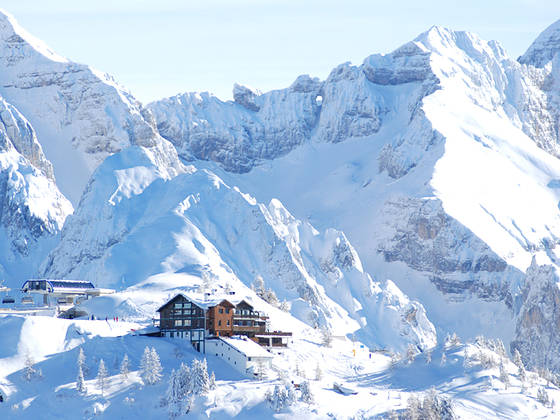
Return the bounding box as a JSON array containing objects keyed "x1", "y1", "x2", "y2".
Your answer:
[
  {"x1": 206, "y1": 299, "x2": 234, "y2": 337},
  {"x1": 157, "y1": 294, "x2": 291, "y2": 352},
  {"x1": 157, "y1": 294, "x2": 206, "y2": 352},
  {"x1": 232, "y1": 300, "x2": 267, "y2": 337}
]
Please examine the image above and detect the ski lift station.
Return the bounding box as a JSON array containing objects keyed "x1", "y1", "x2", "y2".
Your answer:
[{"x1": 20, "y1": 279, "x2": 115, "y2": 307}]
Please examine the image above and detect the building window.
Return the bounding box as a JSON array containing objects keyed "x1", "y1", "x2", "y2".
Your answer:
[
  {"x1": 218, "y1": 320, "x2": 222, "y2": 326},
  {"x1": 248, "y1": 357, "x2": 252, "y2": 361},
  {"x1": 174, "y1": 303, "x2": 183, "y2": 309},
  {"x1": 219, "y1": 308, "x2": 224, "y2": 314},
  {"x1": 226, "y1": 308, "x2": 230, "y2": 314},
  {"x1": 175, "y1": 320, "x2": 182, "y2": 327},
  {"x1": 184, "y1": 319, "x2": 191, "y2": 327},
  {"x1": 170, "y1": 332, "x2": 174, "y2": 338},
  {"x1": 227, "y1": 320, "x2": 230, "y2": 326}
]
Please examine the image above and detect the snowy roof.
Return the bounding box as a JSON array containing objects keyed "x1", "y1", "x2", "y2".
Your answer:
[
  {"x1": 156, "y1": 291, "x2": 245, "y2": 312},
  {"x1": 219, "y1": 336, "x2": 274, "y2": 359},
  {"x1": 49, "y1": 280, "x2": 95, "y2": 289},
  {"x1": 22, "y1": 279, "x2": 95, "y2": 290}
]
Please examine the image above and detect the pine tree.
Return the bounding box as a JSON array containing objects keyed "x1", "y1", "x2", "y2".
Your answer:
[
  {"x1": 252, "y1": 275, "x2": 282, "y2": 308},
  {"x1": 209, "y1": 371, "x2": 216, "y2": 390},
  {"x1": 285, "y1": 381, "x2": 296, "y2": 406},
  {"x1": 23, "y1": 353, "x2": 37, "y2": 382},
  {"x1": 279, "y1": 299, "x2": 290, "y2": 312},
  {"x1": 495, "y1": 340, "x2": 507, "y2": 358},
  {"x1": 150, "y1": 347, "x2": 163, "y2": 383},
  {"x1": 76, "y1": 364, "x2": 87, "y2": 394},
  {"x1": 268, "y1": 384, "x2": 287, "y2": 412},
  {"x1": 252, "y1": 276, "x2": 266, "y2": 296},
  {"x1": 120, "y1": 354, "x2": 130, "y2": 381},
  {"x1": 191, "y1": 359, "x2": 210, "y2": 396},
  {"x1": 499, "y1": 359, "x2": 510, "y2": 390},
  {"x1": 77, "y1": 347, "x2": 88, "y2": 376},
  {"x1": 299, "y1": 380, "x2": 314, "y2": 404},
  {"x1": 315, "y1": 363, "x2": 323, "y2": 381},
  {"x1": 177, "y1": 362, "x2": 192, "y2": 396},
  {"x1": 166, "y1": 369, "x2": 183, "y2": 418},
  {"x1": 97, "y1": 359, "x2": 108, "y2": 396},
  {"x1": 320, "y1": 326, "x2": 333, "y2": 347},
  {"x1": 140, "y1": 346, "x2": 151, "y2": 383},
  {"x1": 141, "y1": 346, "x2": 162, "y2": 385},
  {"x1": 517, "y1": 361, "x2": 527, "y2": 384},
  {"x1": 537, "y1": 387, "x2": 550, "y2": 407},
  {"x1": 406, "y1": 394, "x2": 421, "y2": 420},
  {"x1": 512, "y1": 349, "x2": 523, "y2": 369}
]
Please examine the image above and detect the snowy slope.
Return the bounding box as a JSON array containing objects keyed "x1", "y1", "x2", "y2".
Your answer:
[
  {"x1": 0, "y1": 9, "x2": 184, "y2": 203},
  {"x1": 147, "y1": 21, "x2": 560, "y2": 375},
  {"x1": 0, "y1": 314, "x2": 558, "y2": 419},
  {"x1": 40, "y1": 144, "x2": 435, "y2": 353},
  {"x1": 0, "y1": 95, "x2": 72, "y2": 286},
  {"x1": 0, "y1": 11, "x2": 560, "y2": 418}
]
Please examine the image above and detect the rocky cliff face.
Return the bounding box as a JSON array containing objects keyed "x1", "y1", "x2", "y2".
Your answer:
[
  {"x1": 0, "y1": 95, "x2": 72, "y2": 285},
  {"x1": 0, "y1": 96, "x2": 54, "y2": 180},
  {"x1": 0, "y1": 10, "x2": 182, "y2": 203},
  {"x1": 148, "y1": 39, "x2": 439, "y2": 174},
  {"x1": 377, "y1": 197, "x2": 522, "y2": 305},
  {"x1": 511, "y1": 259, "x2": 560, "y2": 372},
  {"x1": 519, "y1": 20, "x2": 560, "y2": 68},
  {"x1": 149, "y1": 76, "x2": 322, "y2": 173}
]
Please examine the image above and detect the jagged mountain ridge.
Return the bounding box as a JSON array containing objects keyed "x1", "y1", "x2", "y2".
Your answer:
[{"x1": 148, "y1": 21, "x2": 560, "y2": 372}]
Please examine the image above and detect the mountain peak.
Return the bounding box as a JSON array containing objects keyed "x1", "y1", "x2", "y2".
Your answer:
[
  {"x1": 413, "y1": 25, "x2": 506, "y2": 59},
  {"x1": 0, "y1": 8, "x2": 68, "y2": 64},
  {"x1": 519, "y1": 19, "x2": 560, "y2": 67}
]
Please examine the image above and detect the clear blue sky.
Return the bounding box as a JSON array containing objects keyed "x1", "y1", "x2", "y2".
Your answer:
[{"x1": 3, "y1": 1, "x2": 560, "y2": 103}]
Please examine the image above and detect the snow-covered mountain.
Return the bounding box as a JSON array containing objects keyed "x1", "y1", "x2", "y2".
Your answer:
[
  {"x1": 0, "y1": 9, "x2": 183, "y2": 203},
  {"x1": 0, "y1": 95, "x2": 72, "y2": 285},
  {"x1": 148, "y1": 21, "x2": 560, "y2": 373},
  {"x1": 40, "y1": 144, "x2": 435, "y2": 353},
  {"x1": 2, "y1": 9, "x2": 560, "y2": 418}
]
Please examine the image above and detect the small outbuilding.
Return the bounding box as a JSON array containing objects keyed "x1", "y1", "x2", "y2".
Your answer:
[
  {"x1": 21, "y1": 279, "x2": 114, "y2": 306},
  {"x1": 206, "y1": 336, "x2": 273, "y2": 377}
]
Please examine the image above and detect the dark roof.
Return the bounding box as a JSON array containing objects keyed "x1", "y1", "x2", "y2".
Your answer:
[
  {"x1": 49, "y1": 280, "x2": 94, "y2": 289},
  {"x1": 156, "y1": 292, "x2": 241, "y2": 313},
  {"x1": 22, "y1": 279, "x2": 95, "y2": 290},
  {"x1": 156, "y1": 293, "x2": 204, "y2": 312},
  {"x1": 236, "y1": 300, "x2": 254, "y2": 310},
  {"x1": 216, "y1": 299, "x2": 235, "y2": 308}
]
